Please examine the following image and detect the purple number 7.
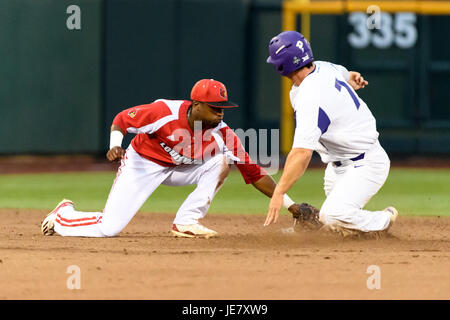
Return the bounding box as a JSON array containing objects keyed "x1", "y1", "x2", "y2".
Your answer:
[{"x1": 335, "y1": 78, "x2": 360, "y2": 109}]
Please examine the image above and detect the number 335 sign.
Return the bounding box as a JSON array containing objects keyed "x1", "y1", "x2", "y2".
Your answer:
[{"x1": 348, "y1": 10, "x2": 418, "y2": 49}]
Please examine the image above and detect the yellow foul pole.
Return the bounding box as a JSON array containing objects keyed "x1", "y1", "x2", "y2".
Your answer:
[
  {"x1": 281, "y1": 0, "x2": 310, "y2": 154},
  {"x1": 280, "y1": 0, "x2": 450, "y2": 155}
]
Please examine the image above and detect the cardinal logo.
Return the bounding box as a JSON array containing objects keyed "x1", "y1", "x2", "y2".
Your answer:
[
  {"x1": 219, "y1": 88, "x2": 226, "y2": 99},
  {"x1": 128, "y1": 110, "x2": 137, "y2": 118}
]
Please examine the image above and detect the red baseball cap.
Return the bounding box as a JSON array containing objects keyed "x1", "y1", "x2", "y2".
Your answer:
[{"x1": 190, "y1": 79, "x2": 238, "y2": 108}]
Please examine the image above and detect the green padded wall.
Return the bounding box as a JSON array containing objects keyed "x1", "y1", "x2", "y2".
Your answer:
[{"x1": 0, "y1": 0, "x2": 102, "y2": 153}]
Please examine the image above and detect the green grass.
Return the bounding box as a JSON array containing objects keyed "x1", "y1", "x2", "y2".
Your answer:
[{"x1": 0, "y1": 168, "x2": 449, "y2": 217}]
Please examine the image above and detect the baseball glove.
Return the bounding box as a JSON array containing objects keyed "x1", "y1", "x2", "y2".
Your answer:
[{"x1": 288, "y1": 203, "x2": 322, "y2": 230}]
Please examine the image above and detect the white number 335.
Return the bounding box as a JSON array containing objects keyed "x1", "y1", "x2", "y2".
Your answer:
[{"x1": 348, "y1": 12, "x2": 417, "y2": 49}]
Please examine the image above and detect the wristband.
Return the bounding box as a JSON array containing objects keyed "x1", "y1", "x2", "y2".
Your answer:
[
  {"x1": 283, "y1": 194, "x2": 295, "y2": 209},
  {"x1": 109, "y1": 130, "x2": 124, "y2": 149}
]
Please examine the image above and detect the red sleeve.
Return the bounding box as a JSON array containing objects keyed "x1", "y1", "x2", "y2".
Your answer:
[
  {"x1": 235, "y1": 163, "x2": 267, "y2": 184},
  {"x1": 220, "y1": 127, "x2": 267, "y2": 184},
  {"x1": 112, "y1": 101, "x2": 173, "y2": 134}
]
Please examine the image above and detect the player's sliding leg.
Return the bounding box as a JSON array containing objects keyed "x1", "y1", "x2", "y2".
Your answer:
[
  {"x1": 50, "y1": 146, "x2": 170, "y2": 237},
  {"x1": 163, "y1": 155, "x2": 230, "y2": 238},
  {"x1": 319, "y1": 143, "x2": 395, "y2": 235},
  {"x1": 320, "y1": 167, "x2": 392, "y2": 235}
]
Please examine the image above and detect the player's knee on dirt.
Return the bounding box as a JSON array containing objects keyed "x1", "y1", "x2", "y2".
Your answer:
[
  {"x1": 319, "y1": 214, "x2": 340, "y2": 230},
  {"x1": 319, "y1": 210, "x2": 353, "y2": 234},
  {"x1": 99, "y1": 221, "x2": 123, "y2": 237},
  {"x1": 319, "y1": 203, "x2": 356, "y2": 227}
]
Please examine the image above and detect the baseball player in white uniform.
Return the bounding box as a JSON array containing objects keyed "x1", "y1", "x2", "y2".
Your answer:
[
  {"x1": 264, "y1": 31, "x2": 398, "y2": 236},
  {"x1": 41, "y1": 79, "x2": 313, "y2": 238}
]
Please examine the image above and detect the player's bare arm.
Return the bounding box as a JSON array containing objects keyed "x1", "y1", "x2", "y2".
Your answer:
[
  {"x1": 106, "y1": 124, "x2": 126, "y2": 162},
  {"x1": 251, "y1": 175, "x2": 277, "y2": 197},
  {"x1": 252, "y1": 175, "x2": 311, "y2": 217},
  {"x1": 348, "y1": 71, "x2": 368, "y2": 90},
  {"x1": 264, "y1": 148, "x2": 312, "y2": 226}
]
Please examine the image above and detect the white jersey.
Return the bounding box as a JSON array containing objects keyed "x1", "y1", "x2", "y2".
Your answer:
[{"x1": 290, "y1": 61, "x2": 379, "y2": 163}]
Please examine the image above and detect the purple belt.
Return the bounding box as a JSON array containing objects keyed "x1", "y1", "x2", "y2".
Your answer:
[{"x1": 333, "y1": 153, "x2": 365, "y2": 167}]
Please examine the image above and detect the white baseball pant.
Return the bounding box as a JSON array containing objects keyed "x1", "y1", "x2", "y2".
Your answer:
[
  {"x1": 54, "y1": 145, "x2": 230, "y2": 237},
  {"x1": 319, "y1": 141, "x2": 392, "y2": 232}
]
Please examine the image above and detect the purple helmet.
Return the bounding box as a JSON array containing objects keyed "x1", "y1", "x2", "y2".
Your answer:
[{"x1": 266, "y1": 31, "x2": 314, "y2": 76}]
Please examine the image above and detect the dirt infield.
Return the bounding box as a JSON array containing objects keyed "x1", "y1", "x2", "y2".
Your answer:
[{"x1": 0, "y1": 209, "x2": 448, "y2": 300}]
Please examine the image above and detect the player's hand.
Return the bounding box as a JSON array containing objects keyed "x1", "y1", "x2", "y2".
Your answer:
[
  {"x1": 264, "y1": 192, "x2": 284, "y2": 226},
  {"x1": 348, "y1": 71, "x2": 368, "y2": 90},
  {"x1": 106, "y1": 146, "x2": 125, "y2": 162}
]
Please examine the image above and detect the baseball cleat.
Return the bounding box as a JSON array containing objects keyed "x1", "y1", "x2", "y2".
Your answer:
[
  {"x1": 332, "y1": 225, "x2": 363, "y2": 238},
  {"x1": 171, "y1": 224, "x2": 218, "y2": 239},
  {"x1": 41, "y1": 199, "x2": 74, "y2": 236},
  {"x1": 384, "y1": 206, "x2": 398, "y2": 225}
]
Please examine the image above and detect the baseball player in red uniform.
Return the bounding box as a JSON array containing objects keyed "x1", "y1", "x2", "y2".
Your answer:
[{"x1": 42, "y1": 79, "x2": 307, "y2": 238}]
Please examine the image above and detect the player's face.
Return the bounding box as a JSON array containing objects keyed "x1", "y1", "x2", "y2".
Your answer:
[{"x1": 194, "y1": 102, "x2": 224, "y2": 128}]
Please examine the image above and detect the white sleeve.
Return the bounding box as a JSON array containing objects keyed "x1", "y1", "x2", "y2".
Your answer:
[
  {"x1": 291, "y1": 92, "x2": 322, "y2": 150},
  {"x1": 330, "y1": 63, "x2": 350, "y2": 81}
]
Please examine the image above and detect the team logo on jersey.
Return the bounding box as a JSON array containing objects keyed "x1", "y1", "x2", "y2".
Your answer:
[
  {"x1": 160, "y1": 142, "x2": 194, "y2": 165},
  {"x1": 293, "y1": 56, "x2": 300, "y2": 65},
  {"x1": 128, "y1": 110, "x2": 138, "y2": 118},
  {"x1": 219, "y1": 88, "x2": 226, "y2": 99}
]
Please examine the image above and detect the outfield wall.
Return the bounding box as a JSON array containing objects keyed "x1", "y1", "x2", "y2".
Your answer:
[{"x1": 1, "y1": 0, "x2": 449, "y2": 155}]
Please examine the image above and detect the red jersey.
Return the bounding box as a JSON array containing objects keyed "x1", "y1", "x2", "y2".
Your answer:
[{"x1": 112, "y1": 99, "x2": 266, "y2": 184}]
